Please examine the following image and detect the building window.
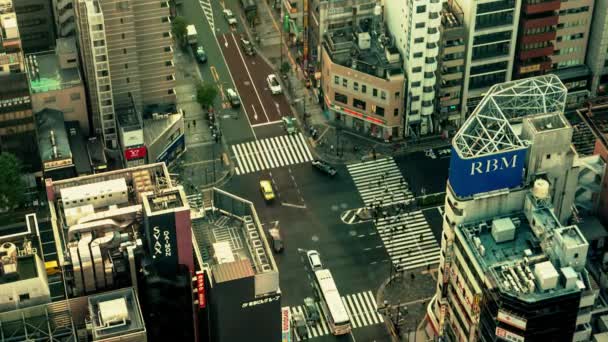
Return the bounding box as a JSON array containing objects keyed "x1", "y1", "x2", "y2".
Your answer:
[
  {"x1": 161, "y1": 1, "x2": 168, "y2": 7},
  {"x1": 372, "y1": 88, "x2": 378, "y2": 97},
  {"x1": 165, "y1": 60, "x2": 172, "y2": 66},
  {"x1": 353, "y1": 98, "x2": 366, "y2": 110},
  {"x1": 414, "y1": 37, "x2": 424, "y2": 44},
  {"x1": 412, "y1": 66, "x2": 422, "y2": 73},
  {"x1": 162, "y1": 17, "x2": 169, "y2": 23},
  {"x1": 362, "y1": 85, "x2": 367, "y2": 93},
  {"x1": 335, "y1": 92, "x2": 348, "y2": 104},
  {"x1": 93, "y1": 40, "x2": 105, "y2": 47},
  {"x1": 415, "y1": 22, "x2": 425, "y2": 28},
  {"x1": 163, "y1": 32, "x2": 170, "y2": 37},
  {"x1": 342, "y1": 78, "x2": 348, "y2": 87},
  {"x1": 121, "y1": 33, "x2": 126, "y2": 39},
  {"x1": 168, "y1": 88, "x2": 175, "y2": 94},
  {"x1": 412, "y1": 81, "x2": 421, "y2": 87},
  {"x1": 374, "y1": 105, "x2": 385, "y2": 116},
  {"x1": 124, "y1": 63, "x2": 128, "y2": 69},
  {"x1": 93, "y1": 24, "x2": 103, "y2": 31},
  {"x1": 126, "y1": 77, "x2": 130, "y2": 83},
  {"x1": 394, "y1": 108, "x2": 399, "y2": 116},
  {"x1": 416, "y1": 5, "x2": 426, "y2": 13},
  {"x1": 334, "y1": 76, "x2": 339, "y2": 85},
  {"x1": 164, "y1": 46, "x2": 171, "y2": 52},
  {"x1": 395, "y1": 92, "x2": 400, "y2": 98},
  {"x1": 413, "y1": 52, "x2": 423, "y2": 58},
  {"x1": 381, "y1": 91, "x2": 386, "y2": 100},
  {"x1": 123, "y1": 48, "x2": 127, "y2": 54},
  {"x1": 354, "y1": 82, "x2": 359, "y2": 91},
  {"x1": 70, "y1": 93, "x2": 81, "y2": 101},
  {"x1": 166, "y1": 74, "x2": 175, "y2": 81}
]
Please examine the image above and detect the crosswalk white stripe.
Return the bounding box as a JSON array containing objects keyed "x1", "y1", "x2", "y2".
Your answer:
[
  {"x1": 363, "y1": 291, "x2": 382, "y2": 324},
  {"x1": 245, "y1": 142, "x2": 260, "y2": 171},
  {"x1": 357, "y1": 292, "x2": 374, "y2": 325},
  {"x1": 343, "y1": 296, "x2": 359, "y2": 328},
  {"x1": 295, "y1": 306, "x2": 315, "y2": 338},
  {"x1": 275, "y1": 136, "x2": 290, "y2": 166},
  {"x1": 231, "y1": 145, "x2": 245, "y2": 174},
  {"x1": 262, "y1": 139, "x2": 280, "y2": 168},
  {"x1": 254, "y1": 140, "x2": 269, "y2": 169},
  {"x1": 269, "y1": 138, "x2": 284, "y2": 167},
  {"x1": 250, "y1": 141, "x2": 266, "y2": 170},
  {"x1": 235, "y1": 144, "x2": 250, "y2": 173},
  {"x1": 351, "y1": 293, "x2": 369, "y2": 326},
  {"x1": 292, "y1": 134, "x2": 308, "y2": 162},
  {"x1": 257, "y1": 140, "x2": 274, "y2": 168},
  {"x1": 315, "y1": 302, "x2": 330, "y2": 334},
  {"x1": 235, "y1": 166, "x2": 241, "y2": 175},
  {"x1": 283, "y1": 135, "x2": 300, "y2": 164},
  {"x1": 297, "y1": 133, "x2": 314, "y2": 160},
  {"x1": 240, "y1": 143, "x2": 255, "y2": 173},
  {"x1": 288, "y1": 134, "x2": 305, "y2": 163}
]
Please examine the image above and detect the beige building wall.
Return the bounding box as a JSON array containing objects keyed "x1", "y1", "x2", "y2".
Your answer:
[
  {"x1": 31, "y1": 86, "x2": 89, "y2": 132},
  {"x1": 321, "y1": 48, "x2": 404, "y2": 139},
  {"x1": 553, "y1": 0, "x2": 593, "y2": 68}
]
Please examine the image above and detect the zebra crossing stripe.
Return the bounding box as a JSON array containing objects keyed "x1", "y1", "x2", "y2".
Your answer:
[
  {"x1": 357, "y1": 292, "x2": 375, "y2": 325},
  {"x1": 297, "y1": 133, "x2": 314, "y2": 160},
  {"x1": 343, "y1": 296, "x2": 360, "y2": 328},
  {"x1": 231, "y1": 134, "x2": 313, "y2": 175},
  {"x1": 315, "y1": 302, "x2": 330, "y2": 334}
]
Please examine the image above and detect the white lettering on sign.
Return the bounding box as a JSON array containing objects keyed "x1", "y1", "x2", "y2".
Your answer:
[
  {"x1": 241, "y1": 295, "x2": 280, "y2": 308},
  {"x1": 152, "y1": 226, "x2": 172, "y2": 258},
  {"x1": 470, "y1": 155, "x2": 518, "y2": 175}
]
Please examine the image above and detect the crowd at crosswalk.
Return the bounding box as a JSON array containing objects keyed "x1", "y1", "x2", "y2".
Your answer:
[
  {"x1": 288, "y1": 290, "x2": 383, "y2": 340},
  {"x1": 347, "y1": 157, "x2": 440, "y2": 271},
  {"x1": 231, "y1": 133, "x2": 313, "y2": 175}
]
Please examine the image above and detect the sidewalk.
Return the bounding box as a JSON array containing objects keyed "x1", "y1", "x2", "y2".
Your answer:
[{"x1": 246, "y1": 2, "x2": 451, "y2": 164}]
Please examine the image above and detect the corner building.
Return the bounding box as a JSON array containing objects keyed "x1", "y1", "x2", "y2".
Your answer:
[{"x1": 425, "y1": 75, "x2": 597, "y2": 341}]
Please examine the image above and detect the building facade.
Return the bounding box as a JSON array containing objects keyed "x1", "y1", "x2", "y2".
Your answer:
[
  {"x1": 13, "y1": 0, "x2": 56, "y2": 53},
  {"x1": 425, "y1": 75, "x2": 597, "y2": 341},
  {"x1": 454, "y1": 0, "x2": 521, "y2": 115},
  {"x1": 74, "y1": 0, "x2": 176, "y2": 148},
  {"x1": 385, "y1": 0, "x2": 442, "y2": 137},
  {"x1": 53, "y1": 0, "x2": 76, "y2": 37},
  {"x1": 587, "y1": 0, "x2": 608, "y2": 97},
  {"x1": 320, "y1": 15, "x2": 405, "y2": 141}
]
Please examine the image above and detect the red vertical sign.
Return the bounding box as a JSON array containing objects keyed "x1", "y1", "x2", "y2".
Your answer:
[{"x1": 196, "y1": 271, "x2": 206, "y2": 308}]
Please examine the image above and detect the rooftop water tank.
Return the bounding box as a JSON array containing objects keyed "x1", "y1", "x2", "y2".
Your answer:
[{"x1": 532, "y1": 179, "x2": 550, "y2": 200}]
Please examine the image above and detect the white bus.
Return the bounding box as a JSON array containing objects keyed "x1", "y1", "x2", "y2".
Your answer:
[{"x1": 313, "y1": 269, "x2": 352, "y2": 335}]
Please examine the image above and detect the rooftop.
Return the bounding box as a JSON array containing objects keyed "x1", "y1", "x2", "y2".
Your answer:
[
  {"x1": 35, "y1": 108, "x2": 72, "y2": 164},
  {"x1": 88, "y1": 288, "x2": 145, "y2": 340},
  {"x1": 323, "y1": 20, "x2": 403, "y2": 79},
  {"x1": 25, "y1": 51, "x2": 80, "y2": 94},
  {"x1": 116, "y1": 104, "x2": 141, "y2": 131},
  {"x1": 144, "y1": 113, "x2": 182, "y2": 145},
  {"x1": 65, "y1": 121, "x2": 92, "y2": 175}
]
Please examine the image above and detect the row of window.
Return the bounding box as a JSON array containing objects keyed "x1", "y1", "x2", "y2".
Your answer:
[
  {"x1": 333, "y1": 76, "x2": 398, "y2": 100},
  {"x1": 557, "y1": 33, "x2": 584, "y2": 42},
  {"x1": 334, "y1": 92, "x2": 399, "y2": 117},
  {"x1": 43, "y1": 93, "x2": 81, "y2": 104},
  {"x1": 559, "y1": 6, "x2": 590, "y2": 15}
]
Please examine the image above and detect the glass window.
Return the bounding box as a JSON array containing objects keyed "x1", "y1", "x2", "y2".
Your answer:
[
  {"x1": 380, "y1": 91, "x2": 387, "y2": 100},
  {"x1": 362, "y1": 85, "x2": 367, "y2": 93},
  {"x1": 374, "y1": 105, "x2": 385, "y2": 116},
  {"x1": 416, "y1": 5, "x2": 426, "y2": 13},
  {"x1": 353, "y1": 98, "x2": 366, "y2": 110},
  {"x1": 334, "y1": 76, "x2": 339, "y2": 84},
  {"x1": 335, "y1": 92, "x2": 348, "y2": 104},
  {"x1": 342, "y1": 78, "x2": 348, "y2": 87},
  {"x1": 354, "y1": 82, "x2": 359, "y2": 91},
  {"x1": 373, "y1": 88, "x2": 378, "y2": 97}
]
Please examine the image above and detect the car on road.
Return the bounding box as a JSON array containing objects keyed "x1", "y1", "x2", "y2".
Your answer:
[
  {"x1": 240, "y1": 37, "x2": 255, "y2": 56},
  {"x1": 306, "y1": 250, "x2": 323, "y2": 271},
  {"x1": 225, "y1": 88, "x2": 240, "y2": 108},
  {"x1": 303, "y1": 297, "x2": 320, "y2": 325},
  {"x1": 195, "y1": 46, "x2": 207, "y2": 63},
  {"x1": 223, "y1": 9, "x2": 237, "y2": 26},
  {"x1": 312, "y1": 159, "x2": 337, "y2": 177},
  {"x1": 266, "y1": 74, "x2": 282, "y2": 94},
  {"x1": 259, "y1": 180, "x2": 275, "y2": 202},
  {"x1": 282, "y1": 116, "x2": 297, "y2": 134}
]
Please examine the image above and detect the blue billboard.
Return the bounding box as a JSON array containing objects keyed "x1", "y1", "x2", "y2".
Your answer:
[{"x1": 448, "y1": 147, "x2": 528, "y2": 198}]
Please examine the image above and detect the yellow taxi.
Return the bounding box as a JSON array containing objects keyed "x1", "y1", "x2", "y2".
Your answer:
[{"x1": 259, "y1": 180, "x2": 275, "y2": 202}]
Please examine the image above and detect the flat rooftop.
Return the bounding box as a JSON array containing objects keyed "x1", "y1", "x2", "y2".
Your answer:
[
  {"x1": 35, "y1": 108, "x2": 72, "y2": 163},
  {"x1": 143, "y1": 113, "x2": 182, "y2": 146},
  {"x1": 26, "y1": 52, "x2": 80, "y2": 94},
  {"x1": 116, "y1": 105, "x2": 141, "y2": 130}
]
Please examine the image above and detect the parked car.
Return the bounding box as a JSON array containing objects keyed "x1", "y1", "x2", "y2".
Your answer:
[
  {"x1": 312, "y1": 159, "x2": 337, "y2": 177},
  {"x1": 303, "y1": 297, "x2": 320, "y2": 325},
  {"x1": 266, "y1": 74, "x2": 282, "y2": 94},
  {"x1": 195, "y1": 46, "x2": 207, "y2": 63},
  {"x1": 282, "y1": 116, "x2": 297, "y2": 134},
  {"x1": 306, "y1": 250, "x2": 323, "y2": 271},
  {"x1": 223, "y1": 9, "x2": 237, "y2": 25},
  {"x1": 259, "y1": 180, "x2": 275, "y2": 202},
  {"x1": 225, "y1": 88, "x2": 240, "y2": 108},
  {"x1": 240, "y1": 37, "x2": 256, "y2": 56},
  {"x1": 268, "y1": 228, "x2": 283, "y2": 253}
]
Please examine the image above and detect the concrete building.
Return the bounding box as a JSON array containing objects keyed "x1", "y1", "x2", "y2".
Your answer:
[
  {"x1": 144, "y1": 112, "x2": 185, "y2": 165},
  {"x1": 454, "y1": 0, "x2": 521, "y2": 115},
  {"x1": 551, "y1": 0, "x2": 594, "y2": 108},
  {"x1": 74, "y1": 0, "x2": 176, "y2": 148},
  {"x1": 320, "y1": 14, "x2": 405, "y2": 140},
  {"x1": 424, "y1": 75, "x2": 600, "y2": 341},
  {"x1": 385, "y1": 0, "x2": 441, "y2": 136},
  {"x1": 13, "y1": 0, "x2": 56, "y2": 53},
  {"x1": 26, "y1": 37, "x2": 89, "y2": 133},
  {"x1": 586, "y1": 0, "x2": 608, "y2": 97},
  {"x1": 53, "y1": 0, "x2": 75, "y2": 37},
  {"x1": 436, "y1": 1, "x2": 466, "y2": 133},
  {"x1": 35, "y1": 108, "x2": 77, "y2": 180}
]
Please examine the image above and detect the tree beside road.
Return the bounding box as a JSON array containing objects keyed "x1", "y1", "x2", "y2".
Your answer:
[
  {"x1": 196, "y1": 83, "x2": 218, "y2": 109},
  {"x1": 172, "y1": 16, "x2": 188, "y2": 47}
]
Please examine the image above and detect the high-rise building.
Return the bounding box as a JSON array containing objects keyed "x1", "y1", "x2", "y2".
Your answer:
[
  {"x1": 13, "y1": 0, "x2": 56, "y2": 53},
  {"x1": 385, "y1": 0, "x2": 442, "y2": 136},
  {"x1": 453, "y1": 0, "x2": 521, "y2": 115},
  {"x1": 53, "y1": 0, "x2": 76, "y2": 37},
  {"x1": 436, "y1": 1, "x2": 466, "y2": 133},
  {"x1": 586, "y1": 0, "x2": 608, "y2": 97},
  {"x1": 74, "y1": 0, "x2": 176, "y2": 148},
  {"x1": 424, "y1": 75, "x2": 598, "y2": 341}
]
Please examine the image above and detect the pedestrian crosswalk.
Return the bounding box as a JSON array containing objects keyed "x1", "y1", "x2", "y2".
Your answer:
[
  {"x1": 376, "y1": 210, "x2": 440, "y2": 271},
  {"x1": 347, "y1": 157, "x2": 414, "y2": 207},
  {"x1": 199, "y1": 0, "x2": 215, "y2": 32},
  {"x1": 288, "y1": 290, "x2": 383, "y2": 340},
  {"x1": 347, "y1": 158, "x2": 440, "y2": 271},
  {"x1": 232, "y1": 133, "x2": 314, "y2": 175}
]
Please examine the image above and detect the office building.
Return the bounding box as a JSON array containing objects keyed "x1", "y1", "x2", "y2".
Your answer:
[
  {"x1": 385, "y1": 0, "x2": 441, "y2": 136},
  {"x1": 13, "y1": 0, "x2": 56, "y2": 53},
  {"x1": 74, "y1": 0, "x2": 176, "y2": 148},
  {"x1": 586, "y1": 0, "x2": 608, "y2": 97},
  {"x1": 53, "y1": 0, "x2": 75, "y2": 37},
  {"x1": 436, "y1": 1, "x2": 466, "y2": 133},
  {"x1": 453, "y1": 0, "x2": 521, "y2": 115},
  {"x1": 26, "y1": 37, "x2": 89, "y2": 133},
  {"x1": 192, "y1": 188, "x2": 281, "y2": 342},
  {"x1": 425, "y1": 75, "x2": 599, "y2": 341},
  {"x1": 320, "y1": 6, "x2": 405, "y2": 140}
]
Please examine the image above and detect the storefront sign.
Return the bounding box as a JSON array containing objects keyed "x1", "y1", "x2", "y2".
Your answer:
[
  {"x1": 497, "y1": 310, "x2": 527, "y2": 330},
  {"x1": 281, "y1": 307, "x2": 291, "y2": 342},
  {"x1": 196, "y1": 271, "x2": 206, "y2": 308},
  {"x1": 242, "y1": 295, "x2": 281, "y2": 308},
  {"x1": 496, "y1": 327, "x2": 525, "y2": 342},
  {"x1": 125, "y1": 146, "x2": 147, "y2": 161},
  {"x1": 520, "y1": 64, "x2": 540, "y2": 74},
  {"x1": 44, "y1": 158, "x2": 72, "y2": 170},
  {"x1": 324, "y1": 95, "x2": 386, "y2": 125}
]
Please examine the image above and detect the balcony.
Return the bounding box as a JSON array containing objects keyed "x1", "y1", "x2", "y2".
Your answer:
[
  {"x1": 519, "y1": 44, "x2": 553, "y2": 60},
  {"x1": 524, "y1": 0, "x2": 560, "y2": 15},
  {"x1": 521, "y1": 30, "x2": 556, "y2": 45},
  {"x1": 522, "y1": 15, "x2": 558, "y2": 30}
]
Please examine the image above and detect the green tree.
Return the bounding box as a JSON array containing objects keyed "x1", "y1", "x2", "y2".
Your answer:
[
  {"x1": 0, "y1": 153, "x2": 24, "y2": 211},
  {"x1": 280, "y1": 62, "x2": 291, "y2": 75},
  {"x1": 196, "y1": 83, "x2": 218, "y2": 109},
  {"x1": 172, "y1": 16, "x2": 188, "y2": 47}
]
